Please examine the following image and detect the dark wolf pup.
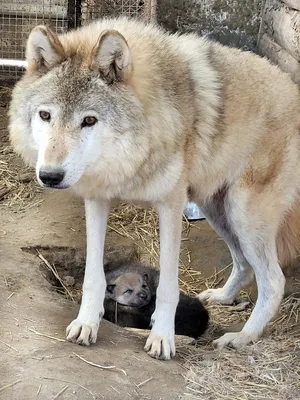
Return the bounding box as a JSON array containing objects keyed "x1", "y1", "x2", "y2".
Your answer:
[{"x1": 103, "y1": 260, "x2": 209, "y2": 339}]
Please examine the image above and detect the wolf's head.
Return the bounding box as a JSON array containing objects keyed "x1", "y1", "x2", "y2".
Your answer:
[
  {"x1": 106, "y1": 272, "x2": 151, "y2": 307},
  {"x1": 9, "y1": 24, "x2": 147, "y2": 190}
]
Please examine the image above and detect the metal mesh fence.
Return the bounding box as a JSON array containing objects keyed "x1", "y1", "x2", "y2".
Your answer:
[
  {"x1": 82, "y1": 0, "x2": 143, "y2": 22},
  {"x1": 0, "y1": 0, "x2": 156, "y2": 81},
  {"x1": 0, "y1": 0, "x2": 68, "y2": 80}
]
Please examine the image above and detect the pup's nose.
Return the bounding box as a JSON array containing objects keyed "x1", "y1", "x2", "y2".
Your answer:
[
  {"x1": 139, "y1": 292, "x2": 147, "y2": 300},
  {"x1": 39, "y1": 169, "x2": 64, "y2": 187}
]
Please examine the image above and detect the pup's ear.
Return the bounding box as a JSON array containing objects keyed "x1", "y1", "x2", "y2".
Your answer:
[
  {"x1": 106, "y1": 284, "x2": 116, "y2": 294},
  {"x1": 90, "y1": 29, "x2": 132, "y2": 84},
  {"x1": 26, "y1": 26, "x2": 65, "y2": 72}
]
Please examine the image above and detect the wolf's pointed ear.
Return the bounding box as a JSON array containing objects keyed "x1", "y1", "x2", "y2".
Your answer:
[
  {"x1": 26, "y1": 26, "x2": 65, "y2": 72},
  {"x1": 90, "y1": 30, "x2": 132, "y2": 84},
  {"x1": 106, "y1": 284, "x2": 116, "y2": 294}
]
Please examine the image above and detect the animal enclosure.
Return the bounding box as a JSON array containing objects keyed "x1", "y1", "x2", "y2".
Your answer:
[
  {"x1": 0, "y1": 1, "x2": 300, "y2": 399},
  {"x1": 0, "y1": 0, "x2": 156, "y2": 81}
]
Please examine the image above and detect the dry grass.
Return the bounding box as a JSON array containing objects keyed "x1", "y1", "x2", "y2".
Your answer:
[
  {"x1": 179, "y1": 293, "x2": 300, "y2": 400},
  {"x1": 182, "y1": 339, "x2": 300, "y2": 400},
  {"x1": 0, "y1": 148, "x2": 41, "y2": 208},
  {"x1": 0, "y1": 86, "x2": 42, "y2": 208}
]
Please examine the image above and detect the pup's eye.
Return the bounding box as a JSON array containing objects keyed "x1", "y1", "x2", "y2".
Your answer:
[
  {"x1": 124, "y1": 289, "x2": 133, "y2": 295},
  {"x1": 39, "y1": 111, "x2": 51, "y2": 121},
  {"x1": 142, "y1": 284, "x2": 147, "y2": 289},
  {"x1": 81, "y1": 116, "x2": 98, "y2": 128}
]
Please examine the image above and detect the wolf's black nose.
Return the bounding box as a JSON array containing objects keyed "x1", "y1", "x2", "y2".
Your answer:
[{"x1": 39, "y1": 169, "x2": 64, "y2": 187}]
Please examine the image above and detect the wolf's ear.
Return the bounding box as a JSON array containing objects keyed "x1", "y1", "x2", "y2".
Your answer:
[
  {"x1": 90, "y1": 29, "x2": 132, "y2": 84},
  {"x1": 106, "y1": 284, "x2": 116, "y2": 294},
  {"x1": 26, "y1": 26, "x2": 65, "y2": 72}
]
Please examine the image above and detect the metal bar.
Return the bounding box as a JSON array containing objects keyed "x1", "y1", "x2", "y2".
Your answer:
[
  {"x1": 0, "y1": 59, "x2": 27, "y2": 68},
  {"x1": 67, "y1": 0, "x2": 76, "y2": 29},
  {"x1": 75, "y1": 0, "x2": 82, "y2": 27}
]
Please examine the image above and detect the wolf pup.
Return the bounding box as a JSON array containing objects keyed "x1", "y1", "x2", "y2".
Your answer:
[
  {"x1": 103, "y1": 260, "x2": 209, "y2": 338},
  {"x1": 9, "y1": 17, "x2": 300, "y2": 359}
]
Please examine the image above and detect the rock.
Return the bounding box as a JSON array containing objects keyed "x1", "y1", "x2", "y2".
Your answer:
[
  {"x1": 63, "y1": 275, "x2": 75, "y2": 287},
  {"x1": 17, "y1": 172, "x2": 34, "y2": 183}
]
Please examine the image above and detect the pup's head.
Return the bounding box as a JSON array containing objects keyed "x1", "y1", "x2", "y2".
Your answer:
[
  {"x1": 9, "y1": 24, "x2": 145, "y2": 190},
  {"x1": 106, "y1": 272, "x2": 151, "y2": 307}
]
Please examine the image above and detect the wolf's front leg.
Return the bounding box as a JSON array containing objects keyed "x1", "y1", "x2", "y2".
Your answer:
[
  {"x1": 144, "y1": 197, "x2": 185, "y2": 360},
  {"x1": 66, "y1": 199, "x2": 110, "y2": 345}
]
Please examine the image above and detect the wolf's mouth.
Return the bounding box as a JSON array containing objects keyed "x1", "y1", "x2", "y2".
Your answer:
[
  {"x1": 39, "y1": 182, "x2": 71, "y2": 190},
  {"x1": 45, "y1": 183, "x2": 70, "y2": 190}
]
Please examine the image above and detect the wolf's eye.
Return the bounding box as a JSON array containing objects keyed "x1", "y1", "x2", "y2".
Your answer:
[
  {"x1": 81, "y1": 116, "x2": 98, "y2": 128},
  {"x1": 39, "y1": 111, "x2": 51, "y2": 121},
  {"x1": 124, "y1": 289, "x2": 133, "y2": 295}
]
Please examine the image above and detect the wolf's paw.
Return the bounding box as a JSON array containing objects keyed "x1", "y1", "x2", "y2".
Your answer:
[
  {"x1": 144, "y1": 330, "x2": 175, "y2": 360},
  {"x1": 213, "y1": 331, "x2": 255, "y2": 349},
  {"x1": 66, "y1": 319, "x2": 99, "y2": 345},
  {"x1": 198, "y1": 288, "x2": 234, "y2": 305}
]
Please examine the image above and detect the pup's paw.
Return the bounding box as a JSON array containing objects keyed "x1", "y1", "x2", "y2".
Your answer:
[
  {"x1": 198, "y1": 288, "x2": 234, "y2": 305},
  {"x1": 144, "y1": 330, "x2": 175, "y2": 360},
  {"x1": 66, "y1": 319, "x2": 99, "y2": 345},
  {"x1": 213, "y1": 331, "x2": 255, "y2": 349}
]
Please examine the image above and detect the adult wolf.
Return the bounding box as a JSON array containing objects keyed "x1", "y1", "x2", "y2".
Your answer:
[{"x1": 9, "y1": 17, "x2": 300, "y2": 360}]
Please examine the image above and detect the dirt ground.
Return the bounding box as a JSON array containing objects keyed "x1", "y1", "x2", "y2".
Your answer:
[{"x1": 1, "y1": 86, "x2": 300, "y2": 400}]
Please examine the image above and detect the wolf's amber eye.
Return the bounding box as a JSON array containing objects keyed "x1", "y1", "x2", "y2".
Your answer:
[
  {"x1": 81, "y1": 116, "x2": 98, "y2": 128},
  {"x1": 39, "y1": 111, "x2": 51, "y2": 121}
]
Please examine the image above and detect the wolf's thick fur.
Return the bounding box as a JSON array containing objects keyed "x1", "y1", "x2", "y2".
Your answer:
[
  {"x1": 9, "y1": 17, "x2": 300, "y2": 359},
  {"x1": 103, "y1": 260, "x2": 209, "y2": 338}
]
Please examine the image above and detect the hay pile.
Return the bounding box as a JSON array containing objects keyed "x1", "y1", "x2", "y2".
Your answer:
[
  {"x1": 0, "y1": 86, "x2": 42, "y2": 208},
  {"x1": 0, "y1": 147, "x2": 41, "y2": 208},
  {"x1": 180, "y1": 293, "x2": 300, "y2": 400}
]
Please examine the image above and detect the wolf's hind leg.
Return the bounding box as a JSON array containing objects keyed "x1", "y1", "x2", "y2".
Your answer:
[
  {"x1": 213, "y1": 188, "x2": 285, "y2": 349},
  {"x1": 198, "y1": 244, "x2": 253, "y2": 304},
  {"x1": 198, "y1": 192, "x2": 254, "y2": 305}
]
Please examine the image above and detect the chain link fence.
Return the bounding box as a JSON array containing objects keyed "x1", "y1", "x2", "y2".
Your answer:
[{"x1": 0, "y1": 0, "x2": 156, "y2": 81}]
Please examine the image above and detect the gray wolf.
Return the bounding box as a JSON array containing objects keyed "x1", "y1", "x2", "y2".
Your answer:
[
  {"x1": 103, "y1": 260, "x2": 209, "y2": 338},
  {"x1": 9, "y1": 17, "x2": 300, "y2": 359}
]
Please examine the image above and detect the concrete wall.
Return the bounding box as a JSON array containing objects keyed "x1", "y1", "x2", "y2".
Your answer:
[{"x1": 158, "y1": 0, "x2": 263, "y2": 51}]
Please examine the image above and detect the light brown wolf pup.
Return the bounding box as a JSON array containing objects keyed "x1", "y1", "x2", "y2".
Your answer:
[{"x1": 9, "y1": 17, "x2": 300, "y2": 360}]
